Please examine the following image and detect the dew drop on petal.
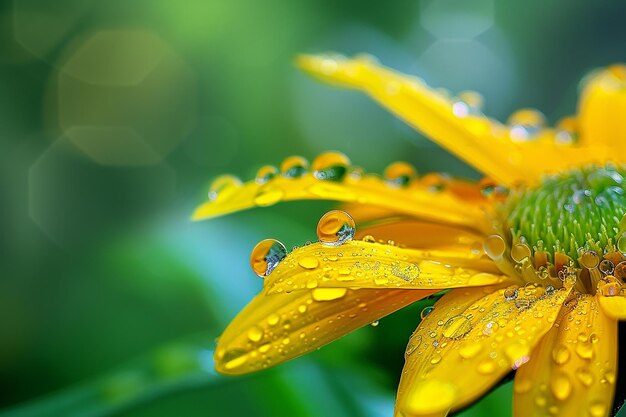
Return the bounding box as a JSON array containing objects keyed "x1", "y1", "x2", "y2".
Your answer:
[
  {"x1": 581, "y1": 251, "x2": 600, "y2": 269},
  {"x1": 550, "y1": 374, "x2": 572, "y2": 401},
  {"x1": 599, "y1": 259, "x2": 614, "y2": 275},
  {"x1": 575, "y1": 367, "x2": 594, "y2": 387},
  {"x1": 405, "y1": 333, "x2": 422, "y2": 356},
  {"x1": 253, "y1": 187, "x2": 285, "y2": 207},
  {"x1": 312, "y1": 151, "x2": 350, "y2": 181},
  {"x1": 208, "y1": 174, "x2": 242, "y2": 201},
  {"x1": 504, "y1": 286, "x2": 519, "y2": 301},
  {"x1": 221, "y1": 348, "x2": 249, "y2": 371},
  {"x1": 255, "y1": 165, "x2": 278, "y2": 184},
  {"x1": 362, "y1": 235, "x2": 376, "y2": 243},
  {"x1": 551, "y1": 345, "x2": 570, "y2": 365},
  {"x1": 280, "y1": 155, "x2": 309, "y2": 178},
  {"x1": 311, "y1": 288, "x2": 347, "y2": 301},
  {"x1": 383, "y1": 161, "x2": 418, "y2": 187},
  {"x1": 511, "y1": 243, "x2": 531, "y2": 263},
  {"x1": 508, "y1": 108, "x2": 546, "y2": 141},
  {"x1": 250, "y1": 239, "x2": 287, "y2": 277},
  {"x1": 317, "y1": 210, "x2": 356, "y2": 246},
  {"x1": 484, "y1": 235, "x2": 506, "y2": 259},
  {"x1": 420, "y1": 306, "x2": 434, "y2": 320},
  {"x1": 441, "y1": 315, "x2": 472, "y2": 339},
  {"x1": 370, "y1": 320, "x2": 379, "y2": 327},
  {"x1": 458, "y1": 342, "x2": 482, "y2": 359},
  {"x1": 476, "y1": 358, "x2": 497, "y2": 375},
  {"x1": 588, "y1": 401, "x2": 607, "y2": 417},
  {"x1": 247, "y1": 326, "x2": 263, "y2": 342},
  {"x1": 298, "y1": 256, "x2": 319, "y2": 270}
]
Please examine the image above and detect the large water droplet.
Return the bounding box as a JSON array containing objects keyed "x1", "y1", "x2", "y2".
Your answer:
[
  {"x1": 405, "y1": 333, "x2": 422, "y2": 356},
  {"x1": 250, "y1": 239, "x2": 287, "y2": 277},
  {"x1": 312, "y1": 288, "x2": 347, "y2": 301},
  {"x1": 247, "y1": 326, "x2": 264, "y2": 342},
  {"x1": 575, "y1": 341, "x2": 594, "y2": 360},
  {"x1": 383, "y1": 161, "x2": 417, "y2": 187},
  {"x1": 575, "y1": 367, "x2": 594, "y2": 387},
  {"x1": 312, "y1": 151, "x2": 350, "y2": 181},
  {"x1": 508, "y1": 109, "x2": 546, "y2": 141},
  {"x1": 511, "y1": 243, "x2": 531, "y2": 263},
  {"x1": 255, "y1": 165, "x2": 278, "y2": 184},
  {"x1": 317, "y1": 210, "x2": 356, "y2": 246},
  {"x1": 208, "y1": 175, "x2": 242, "y2": 201},
  {"x1": 599, "y1": 259, "x2": 615, "y2": 275},
  {"x1": 484, "y1": 235, "x2": 506, "y2": 259},
  {"x1": 420, "y1": 306, "x2": 434, "y2": 320},
  {"x1": 298, "y1": 256, "x2": 319, "y2": 270},
  {"x1": 552, "y1": 345, "x2": 570, "y2": 365},
  {"x1": 550, "y1": 374, "x2": 572, "y2": 401},
  {"x1": 581, "y1": 251, "x2": 600, "y2": 269},
  {"x1": 442, "y1": 315, "x2": 472, "y2": 339},
  {"x1": 280, "y1": 155, "x2": 309, "y2": 178}
]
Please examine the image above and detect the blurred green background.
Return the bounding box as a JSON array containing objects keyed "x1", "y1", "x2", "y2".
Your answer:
[{"x1": 1, "y1": 1, "x2": 626, "y2": 416}]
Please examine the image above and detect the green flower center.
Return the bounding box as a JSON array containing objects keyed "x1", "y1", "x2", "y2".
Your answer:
[{"x1": 505, "y1": 166, "x2": 626, "y2": 262}]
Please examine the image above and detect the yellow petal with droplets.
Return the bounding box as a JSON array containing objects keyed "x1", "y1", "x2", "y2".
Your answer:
[
  {"x1": 597, "y1": 293, "x2": 626, "y2": 319},
  {"x1": 513, "y1": 295, "x2": 617, "y2": 417},
  {"x1": 395, "y1": 279, "x2": 574, "y2": 417},
  {"x1": 578, "y1": 64, "x2": 626, "y2": 152},
  {"x1": 193, "y1": 167, "x2": 493, "y2": 233},
  {"x1": 298, "y1": 54, "x2": 616, "y2": 185},
  {"x1": 214, "y1": 287, "x2": 432, "y2": 375},
  {"x1": 264, "y1": 241, "x2": 511, "y2": 296}
]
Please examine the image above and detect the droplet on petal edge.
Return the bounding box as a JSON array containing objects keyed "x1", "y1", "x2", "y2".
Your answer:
[
  {"x1": 316, "y1": 210, "x2": 356, "y2": 246},
  {"x1": 250, "y1": 239, "x2": 287, "y2": 277}
]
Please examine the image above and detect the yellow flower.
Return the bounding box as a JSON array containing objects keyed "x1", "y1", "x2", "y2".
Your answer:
[{"x1": 193, "y1": 54, "x2": 626, "y2": 417}]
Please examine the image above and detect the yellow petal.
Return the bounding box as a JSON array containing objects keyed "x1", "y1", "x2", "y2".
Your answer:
[
  {"x1": 263, "y1": 241, "x2": 511, "y2": 296},
  {"x1": 355, "y1": 219, "x2": 487, "y2": 251},
  {"x1": 597, "y1": 292, "x2": 626, "y2": 319},
  {"x1": 396, "y1": 279, "x2": 574, "y2": 417},
  {"x1": 193, "y1": 158, "x2": 493, "y2": 233},
  {"x1": 513, "y1": 295, "x2": 617, "y2": 417},
  {"x1": 298, "y1": 54, "x2": 615, "y2": 185},
  {"x1": 578, "y1": 64, "x2": 626, "y2": 152},
  {"x1": 214, "y1": 287, "x2": 432, "y2": 375}
]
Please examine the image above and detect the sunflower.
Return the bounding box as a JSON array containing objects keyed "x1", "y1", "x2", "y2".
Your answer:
[{"x1": 193, "y1": 54, "x2": 626, "y2": 417}]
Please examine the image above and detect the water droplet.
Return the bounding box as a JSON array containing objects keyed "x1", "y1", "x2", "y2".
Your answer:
[
  {"x1": 312, "y1": 288, "x2": 347, "y2": 301},
  {"x1": 614, "y1": 261, "x2": 626, "y2": 280},
  {"x1": 317, "y1": 210, "x2": 356, "y2": 246},
  {"x1": 430, "y1": 354, "x2": 442, "y2": 364},
  {"x1": 247, "y1": 326, "x2": 263, "y2": 342},
  {"x1": 581, "y1": 251, "x2": 599, "y2": 269},
  {"x1": 514, "y1": 378, "x2": 532, "y2": 394},
  {"x1": 267, "y1": 313, "x2": 280, "y2": 326},
  {"x1": 298, "y1": 304, "x2": 307, "y2": 314},
  {"x1": 554, "y1": 116, "x2": 578, "y2": 145},
  {"x1": 312, "y1": 151, "x2": 350, "y2": 181},
  {"x1": 452, "y1": 91, "x2": 484, "y2": 117},
  {"x1": 442, "y1": 315, "x2": 472, "y2": 339},
  {"x1": 208, "y1": 175, "x2": 242, "y2": 201},
  {"x1": 370, "y1": 320, "x2": 379, "y2": 327},
  {"x1": 362, "y1": 235, "x2": 376, "y2": 243},
  {"x1": 280, "y1": 155, "x2": 309, "y2": 178},
  {"x1": 221, "y1": 348, "x2": 249, "y2": 371},
  {"x1": 552, "y1": 345, "x2": 570, "y2": 365},
  {"x1": 458, "y1": 342, "x2": 482, "y2": 359},
  {"x1": 255, "y1": 165, "x2": 278, "y2": 184},
  {"x1": 405, "y1": 333, "x2": 422, "y2": 356},
  {"x1": 596, "y1": 275, "x2": 622, "y2": 296},
  {"x1": 505, "y1": 343, "x2": 530, "y2": 368},
  {"x1": 383, "y1": 161, "x2": 417, "y2": 187},
  {"x1": 617, "y1": 233, "x2": 626, "y2": 253},
  {"x1": 504, "y1": 286, "x2": 519, "y2": 301},
  {"x1": 508, "y1": 109, "x2": 546, "y2": 141},
  {"x1": 253, "y1": 187, "x2": 285, "y2": 207},
  {"x1": 575, "y1": 342, "x2": 594, "y2": 360},
  {"x1": 575, "y1": 367, "x2": 594, "y2": 387},
  {"x1": 476, "y1": 358, "x2": 496, "y2": 374},
  {"x1": 482, "y1": 321, "x2": 497, "y2": 336},
  {"x1": 420, "y1": 306, "x2": 434, "y2": 320},
  {"x1": 550, "y1": 374, "x2": 572, "y2": 401},
  {"x1": 298, "y1": 256, "x2": 319, "y2": 270},
  {"x1": 484, "y1": 235, "x2": 506, "y2": 259},
  {"x1": 511, "y1": 243, "x2": 531, "y2": 263},
  {"x1": 588, "y1": 401, "x2": 607, "y2": 417},
  {"x1": 250, "y1": 239, "x2": 287, "y2": 277},
  {"x1": 545, "y1": 285, "x2": 556, "y2": 296},
  {"x1": 599, "y1": 259, "x2": 614, "y2": 275}
]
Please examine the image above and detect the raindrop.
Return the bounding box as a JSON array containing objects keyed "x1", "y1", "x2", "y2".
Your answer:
[
  {"x1": 508, "y1": 109, "x2": 546, "y2": 141},
  {"x1": 221, "y1": 348, "x2": 249, "y2": 371},
  {"x1": 362, "y1": 235, "x2": 376, "y2": 243},
  {"x1": 511, "y1": 243, "x2": 531, "y2": 263},
  {"x1": 452, "y1": 91, "x2": 484, "y2": 118},
  {"x1": 383, "y1": 161, "x2": 418, "y2": 187},
  {"x1": 614, "y1": 261, "x2": 626, "y2": 281},
  {"x1": 552, "y1": 345, "x2": 570, "y2": 365},
  {"x1": 420, "y1": 306, "x2": 434, "y2": 320},
  {"x1": 617, "y1": 233, "x2": 626, "y2": 254},
  {"x1": 280, "y1": 155, "x2": 309, "y2": 178},
  {"x1": 312, "y1": 151, "x2": 350, "y2": 181},
  {"x1": 441, "y1": 315, "x2": 472, "y2": 339},
  {"x1": 476, "y1": 358, "x2": 496, "y2": 375},
  {"x1": 482, "y1": 321, "x2": 497, "y2": 336},
  {"x1": 550, "y1": 374, "x2": 572, "y2": 401},
  {"x1": 255, "y1": 165, "x2": 278, "y2": 184},
  {"x1": 575, "y1": 368, "x2": 594, "y2": 387},
  {"x1": 370, "y1": 320, "x2": 379, "y2": 327},
  {"x1": 317, "y1": 210, "x2": 356, "y2": 246},
  {"x1": 250, "y1": 239, "x2": 287, "y2": 277},
  {"x1": 545, "y1": 285, "x2": 556, "y2": 296},
  {"x1": 247, "y1": 326, "x2": 263, "y2": 342},
  {"x1": 405, "y1": 333, "x2": 422, "y2": 356},
  {"x1": 208, "y1": 175, "x2": 242, "y2": 201}
]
